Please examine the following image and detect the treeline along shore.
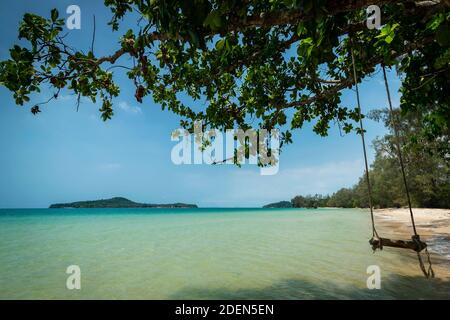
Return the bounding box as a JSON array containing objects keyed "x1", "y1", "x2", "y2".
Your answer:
[{"x1": 265, "y1": 109, "x2": 449, "y2": 209}]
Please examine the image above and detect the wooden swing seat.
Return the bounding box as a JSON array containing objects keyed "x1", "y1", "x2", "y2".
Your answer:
[{"x1": 369, "y1": 237, "x2": 427, "y2": 252}]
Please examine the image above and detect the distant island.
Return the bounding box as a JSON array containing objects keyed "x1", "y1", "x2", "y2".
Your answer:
[
  {"x1": 263, "y1": 197, "x2": 321, "y2": 209},
  {"x1": 49, "y1": 197, "x2": 198, "y2": 209},
  {"x1": 263, "y1": 201, "x2": 293, "y2": 208}
]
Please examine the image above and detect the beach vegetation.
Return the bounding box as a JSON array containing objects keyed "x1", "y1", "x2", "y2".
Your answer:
[{"x1": 0, "y1": 1, "x2": 448, "y2": 158}]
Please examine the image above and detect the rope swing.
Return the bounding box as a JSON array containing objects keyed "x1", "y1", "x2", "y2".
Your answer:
[
  {"x1": 350, "y1": 47, "x2": 380, "y2": 242},
  {"x1": 381, "y1": 65, "x2": 434, "y2": 278},
  {"x1": 349, "y1": 45, "x2": 434, "y2": 278}
]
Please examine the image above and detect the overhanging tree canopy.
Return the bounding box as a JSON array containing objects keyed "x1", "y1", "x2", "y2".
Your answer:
[{"x1": 0, "y1": 0, "x2": 448, "y2": 151}]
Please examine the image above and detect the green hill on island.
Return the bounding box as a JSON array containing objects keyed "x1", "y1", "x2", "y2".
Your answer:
[
  {"x1": 263, "y1": 201, "x2": 293, "y2": 208},
  {"x1": 49, "y1": 197, "x2": 197, "y2": 209}
]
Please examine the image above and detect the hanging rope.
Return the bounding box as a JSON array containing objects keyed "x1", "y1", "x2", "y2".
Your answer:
[
  {"x1": 350, "y1": 46, "x2": 380, "y2": 243},
  {"x1": 381, "y1": 66, "x2": 417, "y2": 235},
  {"x1": 381, "y1": 65, "x2": 434, "y2": 278}
]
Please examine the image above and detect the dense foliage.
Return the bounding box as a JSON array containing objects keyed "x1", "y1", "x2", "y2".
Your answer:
[
  {"x1": 291, "y1": 108, "x2": 450, "y2": 209},
  {"x1": 291, "y1": 194, "x2": 329, "y2": 208},
  {"x1": 0, "y1": 1, "x2": 448, "y2": 158}
]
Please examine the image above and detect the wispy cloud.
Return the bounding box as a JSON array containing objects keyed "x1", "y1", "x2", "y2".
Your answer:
[
  {"x1": 118, "y1": 101, "x2": 142, "y2": 114},
  {"x1": 57, "y1": 94, "x2": 75, "y2": 101},
  {"x1": 56, "y1": 94, "x2": 91, "y2": 104},
  {"x1": 196, "y1": 159, "x2": 364, "y2": 206}
]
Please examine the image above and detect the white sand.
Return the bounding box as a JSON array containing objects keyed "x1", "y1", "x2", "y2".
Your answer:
[
  {"x1": 374, "y1": 208, "x2": 450, "y2": 237},
  {"x1": 374, "y1": 208, "x2": 450, "y2": 280}
]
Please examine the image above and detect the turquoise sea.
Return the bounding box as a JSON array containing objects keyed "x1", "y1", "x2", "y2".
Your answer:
[{"x1": 0, "y1": 208, "x2": 448, "y2": 299}]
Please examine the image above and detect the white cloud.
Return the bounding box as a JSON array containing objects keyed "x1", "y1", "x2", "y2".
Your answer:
[{"x1": 118, "y1": 101, "x2": 142, "y2": 114}]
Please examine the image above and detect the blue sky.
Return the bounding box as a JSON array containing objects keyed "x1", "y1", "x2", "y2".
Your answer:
[{"x1": 0, "y1": 1, "x2": 401, "y2": 208}]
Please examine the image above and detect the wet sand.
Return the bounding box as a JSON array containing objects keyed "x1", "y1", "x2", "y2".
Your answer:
[{"x1": 374, "y1": 208, "x2": 450, "y2": 280}]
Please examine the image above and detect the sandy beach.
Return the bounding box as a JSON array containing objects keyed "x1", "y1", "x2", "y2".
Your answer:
[{"x1": 374, "y1": 208, "x2": 450, "y2": 280}]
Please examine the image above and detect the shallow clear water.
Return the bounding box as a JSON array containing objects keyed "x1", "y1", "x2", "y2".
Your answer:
[{"x1": 0, "y1": 208, "x2": 448, "y2": 299}]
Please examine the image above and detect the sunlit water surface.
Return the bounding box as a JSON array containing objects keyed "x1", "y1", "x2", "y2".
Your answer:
[{"x1": 0, "y1": 208, "x2": 448, "y2": 299}]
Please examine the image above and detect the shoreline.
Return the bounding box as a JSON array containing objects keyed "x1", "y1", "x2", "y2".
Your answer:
[{"x1": 374, "y1": 208, "x2": 450, "y2": 280}]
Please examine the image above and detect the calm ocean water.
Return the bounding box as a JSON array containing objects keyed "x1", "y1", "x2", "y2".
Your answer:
[{"x1": 0, "y1": 208, "x2": 448, "y2": 299}]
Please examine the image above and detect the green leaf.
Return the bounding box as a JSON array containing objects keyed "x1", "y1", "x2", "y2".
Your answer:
[
  {"x1": 436, "y1": 25, "x2": 450, "y2": 47},
  {"x1": 296, "y1": 23, "x2": 306, "y2": 36},
  {"x1": 203, "y1": 11, "x2": 223, "y2": 30},
  {"x1": 215, "y1": 39, "x2": 225, "y2": 50},
  {"x1": 51, "y1": 9, "x2": 59, "y2": 22},
  {"x1": 426, "y1": 14, "x2": 445, "y2": 31},
  {"x1": 376, "y1": 23, "x2": 399, "y2": 44},
  {"x1": 188, "y1": 30, "x2": 200, "y2": 47},
  {"x1": 385, "y1": 35, "x2": 394, "y2": 44}
]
